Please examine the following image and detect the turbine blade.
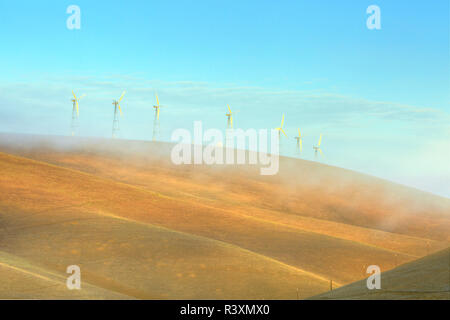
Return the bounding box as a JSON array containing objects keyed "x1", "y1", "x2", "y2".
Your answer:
[
  {"x1": 300, "y1": 139, "x2": 302, "y2": 152},
  {"x1": 76, "y1": 101, "x2": 79, "y2": 117},
  {"x1": 318, "y1": 134, "x2": 323, "y2": 147},
  {"x1": 72, "y1": 91, "x2": 77, "y2": 100},
  {"x1": 281, "y1": 128, "x2": 287, "y2": 137},
  {"x1": 118, "y1": 104, "x2": 123, "y2": 116},
  {"x1": 230, "y1": 115, "x2": 233, "y2": 128},
  {"x1": 298, "y1": 128, "x2": 301, "y2": 137},
  {"x1": 156, "y1": 93, "x2": 159, "y2": 106},
  {"x1": 118, "y1": 91, "x2": 126, "y2": 102},
  {"x1": 227, "y1": 104, "x2": 231, "y2": 114},
  {"x1": 79, "y1": 94, "x2": 86, "y2": 100},
  {"x1": 157, "y1": 107, "x2": 160, "y2": 120},
  {"x1": 319, "y1": 148, "x2": 323, "y2": 155},
  {"x1": 281, "y1": 114, "x2": 285, "y2": 128}
]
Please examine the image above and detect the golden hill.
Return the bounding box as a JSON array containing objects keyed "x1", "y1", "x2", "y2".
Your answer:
[
  {"x1": 310, "y1": 248, "x2": 450, "y2": 300},
  {"x1": 0, "y1": 133, "x2": 448, "y2": 299}
]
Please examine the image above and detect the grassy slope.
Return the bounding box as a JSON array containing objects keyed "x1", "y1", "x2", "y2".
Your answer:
[
  {"x1": 0, "y1": 152, "x2": 330, "y2": 299},
  {"x1": 0, "y1": 251, "x2": 131, "y2": 299},
  {"x1": 0, "y1": 134, "x2": 449, "y2": 299},
  {"x1": 310, "y1": 248, "x2": 450, "y2": 300}
]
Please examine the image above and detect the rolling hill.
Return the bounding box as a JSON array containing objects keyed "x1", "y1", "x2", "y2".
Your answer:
[
  {"x1": 310, "y1": 248, "x2": 450, "y2": 300},
  {"x1": 0, "y1": 133, "x2": 448, "y2": 299}
]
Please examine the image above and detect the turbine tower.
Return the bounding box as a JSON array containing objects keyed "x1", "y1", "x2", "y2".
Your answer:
[
  {"x1": 294, "y1": 128, "x2": 303, "y2": 153},
  {"x1": 226, "y1": 104, "x2": 239, "y2": 129},
  {"x1": 70, "y1": 91, "x2": 85, "y2": 136},
  {"x1": 152, "y1": 93, "x2": 166, "y2": 141},
  {"x1": 112, "y1": 91, "x2": 126, "y2": 138},
  {"x1": 313, "y1": 134, "x2": 323, "y2": 158},
  {"x1": 275, "y1": 114, "x2": 287, "y2": 139}
]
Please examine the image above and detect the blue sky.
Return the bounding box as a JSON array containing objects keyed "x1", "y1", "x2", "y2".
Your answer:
[{"x1": 0, "y1": 1, "x2": 449, "y2": 196}]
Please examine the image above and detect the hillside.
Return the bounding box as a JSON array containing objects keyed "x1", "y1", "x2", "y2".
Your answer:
[
  {"x1": 310, "y1": 248, "x2": 450, "y2": 300},
  {"x1": 0, "y1": 133, "x2": 449, "y2": 299}
]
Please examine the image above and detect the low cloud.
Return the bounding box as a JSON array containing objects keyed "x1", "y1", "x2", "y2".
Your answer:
[{"x1": 0, "y1": 74, "x2": 449, "y2": 197}]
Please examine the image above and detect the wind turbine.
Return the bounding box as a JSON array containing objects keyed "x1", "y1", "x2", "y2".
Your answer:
[
  {"x1": 294, "y1": 128, "x2": 303, "y2": 153},
  {"x1": 112, "y1": 91, "x2": 126, "y2": 138},
  {"x1": 313, "y1": 134, "x2": 323, "y2": 158},
  {"x1": 226, "y1": 104, "x2": 239, "y2": 129},
  {"x1": 152, "y1": 93, "x2": 166, "y2": 141},
  {"x1": 70, "y1": 91, "x2": 86, "y2": 136},
  {"x1": 275, "y1": 114, "x2": 287, "y2": 139}
]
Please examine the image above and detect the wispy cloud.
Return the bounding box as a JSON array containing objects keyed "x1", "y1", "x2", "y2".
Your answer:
[
  {"x1": 0, "y1": 74, "x2": 449, "y2": 197},
  {"x1": 1, "y1": 75, "x2": 448, "y2": 131}
]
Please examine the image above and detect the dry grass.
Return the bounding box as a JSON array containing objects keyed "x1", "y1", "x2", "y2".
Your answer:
[
  {"x1": 311, "y1": 248, "x2": 450, "y2": 300},
  {"x1": 0, "y1": 133, "x2": 449, "y2": 299}
]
